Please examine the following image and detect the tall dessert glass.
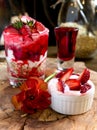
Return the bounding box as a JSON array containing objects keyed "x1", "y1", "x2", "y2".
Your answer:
[{"x1": 3, "y1": 16, "x2": 49, "y2": 87}]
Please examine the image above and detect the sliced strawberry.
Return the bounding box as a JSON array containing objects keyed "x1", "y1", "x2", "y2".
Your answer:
[
  {"x1": 60, "y1": 68, "x2": 74, "y2": 82},
  {"x1": 56, "y1": 70, "x2": 68, "y2": 78},
  {"x1": 78, "y1": 68, "x2": 90, "y2": 84},
  {"x1": 57, "y1": 80, "x2": 64, "y2": 93},
  {"x1": 4, "y1": 25, "x2": 19, "y2": 35},
  {"x1": 20, "y1": 25, "x2": 31, "y2": 36},
  {"x1": 65, "y1": 79, "x2": 80, "y2": 90},
  {"x1": 35, "y1": 21, "x2": 45, "y2": 31}
]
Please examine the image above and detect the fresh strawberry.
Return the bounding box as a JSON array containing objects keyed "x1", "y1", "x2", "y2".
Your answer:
[
  {"x1": 56, "y1": 70, "x2": 68, "y2": 78},
  {"x1": 57, "y1": 80, "x2": 64, "y2": 93},
  {"x1": 65, "y1": 79, "x2": 80, "y2": 90},
  {"x1": 4, "y1": 25, "x2": 19, "y2": 35},
  {"x1": 60, "y1": 68, "x2": 74, "y2": 82},
  {"x1": 35, "y1": 21, "x2": 45, "y2": 31},
  {"x1": 20, "y1": 25, "x2": 31, "y2": 37},
  {"x1": 78, "y1": 68, "x2": 90, "y2": 84}
]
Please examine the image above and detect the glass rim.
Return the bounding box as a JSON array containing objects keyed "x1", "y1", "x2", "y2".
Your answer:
[{"x1": 54, "y1": 26, "x2": 79, "y2": 31}]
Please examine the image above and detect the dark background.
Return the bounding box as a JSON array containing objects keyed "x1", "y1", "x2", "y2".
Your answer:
[
  {"x1": 24, "y1": 0, "x2": 61, "y2": 46},
  {"x1": 0, "y1": 0, "x2": 61, "y2": 46}
]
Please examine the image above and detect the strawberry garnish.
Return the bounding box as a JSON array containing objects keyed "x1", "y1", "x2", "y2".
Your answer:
[
  {"x1": 56, "y1": 68, "x2": 73, "y2": 92},
  {"x1": 78, "y1": 68, "x2": 90, "y2": 84},
  {"x1": 20, "y1": 25, "x2": 31, "y2": 37},
  {"x1": 80, "y1": 83, "x2": 91, "y2": 93},
  {"x1": 56, "y1": 68, "x2": 74, "y2": 79},
  {"x1": 65, "y1": 79, "x2": 80, "y2": 90},
  {"x1": 35, "y1": 21, "x2": 45, "y2": 31},
  {"x1": 57, "y1": 80, "x2": 64, "y2": 92},
  {"x1": 56, "y1": 68, "x2": 91, "y2": 93},
  {"x1": 60, "y1": 68, "x2": 74, "y2": 82}
]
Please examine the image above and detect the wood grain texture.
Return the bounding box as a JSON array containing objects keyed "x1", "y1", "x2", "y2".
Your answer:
[{"x1": 0, "y1": 58, "x2": 97, "y2": 130}]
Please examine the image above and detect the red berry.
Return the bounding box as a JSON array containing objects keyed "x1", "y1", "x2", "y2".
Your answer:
[
  {"x1": 65, "y1": 79, "x2": 80, "y2": 90},
  {"x1": 35, "y1": 21, "x2": 45, "y2": 31},
  {"x1": 56, "y1": 68, "x2": 74, "y2": 82},
  {"x1": 57, "y1": 80, "x2": 64, "y2": 93},
  {"x1": 20, "y1": 25, "x2": 31, "y2": 37},
  {"x1": 80, "y1": 83, "x2": 91, "y2": 93},
  {"x1": 56, "y1": 70, "x2": 68, "y2": 78},
  {"x1": 78, "y1": 68, "x2": 90, "y2": 84}
]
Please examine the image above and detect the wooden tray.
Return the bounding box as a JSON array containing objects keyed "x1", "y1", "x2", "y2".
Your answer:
[{"x1": 0, "y1": 58, "x2": 97, "y2": 130}]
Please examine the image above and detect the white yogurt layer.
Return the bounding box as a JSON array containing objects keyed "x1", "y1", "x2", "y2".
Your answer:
[
  {"x1": 6, "y1": 49, "x2": 47, "y2": 67},
  {"x1": 6, "y1": 49, "x2": 47, "y2": 77}
]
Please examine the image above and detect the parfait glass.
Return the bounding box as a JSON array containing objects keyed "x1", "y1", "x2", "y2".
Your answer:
[
  {"x1": 54, "y1": 27, "x2": 78, "y2": 70},
  {"x1": 3, "y1": 16, "x2": 49, "y2": 87}
]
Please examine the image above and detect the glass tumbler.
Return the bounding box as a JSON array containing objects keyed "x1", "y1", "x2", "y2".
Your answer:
[
  {"x1": 54, "y1": 27, "x2": 78, "y2": 70},
  {"x1": 3, "y1": 16, "x2": 49, "y2": 87}
]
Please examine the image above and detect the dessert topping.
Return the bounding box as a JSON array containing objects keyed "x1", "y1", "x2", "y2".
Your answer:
[
  {"x1": 56, "y1": 68, "x2": 74, "y2": 81},
  {"x1": 65, "y1": 79, "x2": 80, "y2": 90},
  {"x1": 78, "y1": 68, "x2": 90, "y2": 84},
  {"x1": 57, "y1": 80, "x2": 65, "y2": 92},
  {"x1": 12, "y1": 19, "x2": 34, "y2": 30},
  {"x1": 80, "y1": 83, "x2": 91, "y2": 93},
  {"x1": 56, "y1": 68, "x2": 91, "y2": 93}
]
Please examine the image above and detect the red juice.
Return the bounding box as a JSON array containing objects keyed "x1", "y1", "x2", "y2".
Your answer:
[
  {"x1": 3, "y1": 16, "x2": 49, "y2": 86},
  {"x1": 54, "y1": 27, "x2": 78, "y2": 61}
]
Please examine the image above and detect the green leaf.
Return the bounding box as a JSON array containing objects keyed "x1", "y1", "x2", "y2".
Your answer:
[
  {"x1": 12, "y1": 20, "x2": 34, "y2": 29},
  {"x1": 12, "y1": 20, "x2": 23, "y2": 29},
  {"x1": 27, "y1": 20, "x2": 34, "y2": 27}
]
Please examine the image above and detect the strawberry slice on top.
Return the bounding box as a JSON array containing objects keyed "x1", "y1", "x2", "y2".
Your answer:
[
  {"x1": 65, "y1": 79, "x2": 80, "y2": 90},
  {"x1": 78, "y1": 68, "x2": 90, "y2": 84},
  {"x1": 60, "y1": 68, "x2": 74, "y2": 82},
  {"x1": 56, "y1": 68, "x2": 73, "y2": 92},
  {"x1": 56, "y1": 67, "x2": 91, "y2": 93},
  {"x1": 57, "y1": 80, "x2": 64, "y2": 93}
]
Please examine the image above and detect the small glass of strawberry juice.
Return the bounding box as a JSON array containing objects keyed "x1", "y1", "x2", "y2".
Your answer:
[
  {"x1": 54, "y1": 27, "x2": 78, "y2": 70},
  {"x1": 3, "y1": 16, "x2": 49, "y2": 87}
]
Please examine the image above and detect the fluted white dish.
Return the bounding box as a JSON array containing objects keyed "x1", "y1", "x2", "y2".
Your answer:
[{"x1": 48, "y1": 78, "x2": 95, "y2": 115}]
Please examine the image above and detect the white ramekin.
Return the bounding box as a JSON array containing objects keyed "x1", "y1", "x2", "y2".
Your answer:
[{"x1": 48, "y1": 79, "x2": 95, "y2": 115}]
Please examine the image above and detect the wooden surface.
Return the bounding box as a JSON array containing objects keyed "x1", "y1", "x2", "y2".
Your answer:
[{"x1": 0, "y1": 58, "x2": 97, "y2": 130}]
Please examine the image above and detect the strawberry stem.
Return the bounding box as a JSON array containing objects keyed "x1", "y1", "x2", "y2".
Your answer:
[{"x1": 44, "y1": 72, "x2": 57, "y2": 82}]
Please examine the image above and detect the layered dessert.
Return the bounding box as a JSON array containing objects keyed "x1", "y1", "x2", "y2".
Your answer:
[
  {"x1": 48, "y1": 68, "x2": 95, "y2": 115},
  {"x1": 3, "y1": 16, "x2": 49, "y2": 86}
]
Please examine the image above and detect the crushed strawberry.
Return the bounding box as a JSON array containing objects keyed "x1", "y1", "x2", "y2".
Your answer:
[{"x1": 80, "y1": 83, "x2": 91, "y2": 93}]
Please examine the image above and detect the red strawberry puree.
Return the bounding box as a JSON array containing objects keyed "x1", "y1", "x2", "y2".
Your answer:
[{"x1": 3, "y1": 16, "x2": 49, "y2": 86}]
